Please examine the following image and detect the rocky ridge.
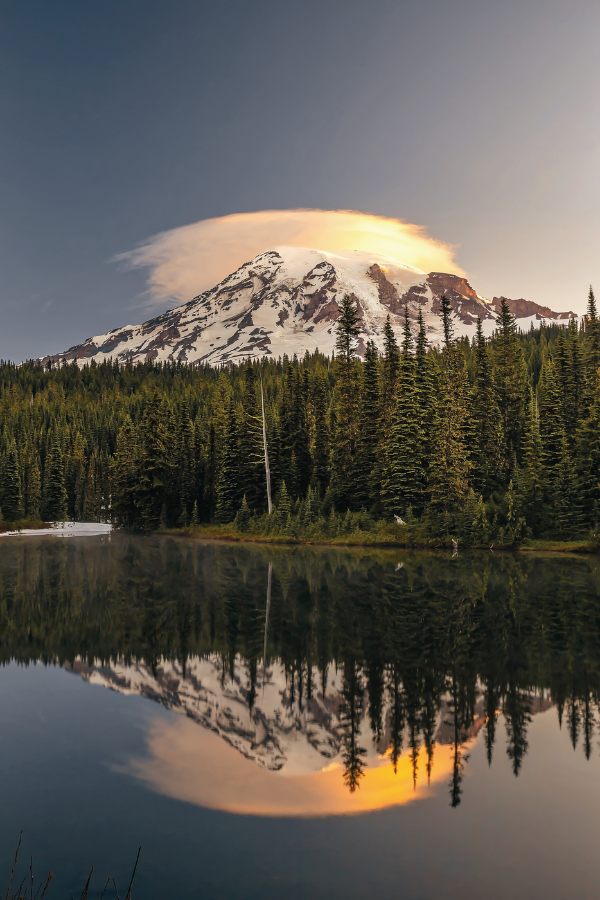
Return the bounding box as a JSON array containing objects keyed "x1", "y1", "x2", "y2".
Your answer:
[{"x1": 41, "y1": 247, "x2": 576, "y2": 367}]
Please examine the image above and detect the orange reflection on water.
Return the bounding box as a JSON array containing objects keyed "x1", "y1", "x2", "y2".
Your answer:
[{"x1": 128, "y1": 716, "x2": 458, "y2": 817}]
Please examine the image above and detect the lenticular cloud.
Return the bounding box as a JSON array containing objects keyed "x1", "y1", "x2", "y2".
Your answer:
[{"x1": 115, "y1": 209, "x2": 464, "y2": 307}]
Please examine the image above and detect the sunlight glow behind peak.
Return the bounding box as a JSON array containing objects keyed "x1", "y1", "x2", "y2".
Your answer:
[{"x1": 115, "y1": 209, "x2": 464, "y2": 309}]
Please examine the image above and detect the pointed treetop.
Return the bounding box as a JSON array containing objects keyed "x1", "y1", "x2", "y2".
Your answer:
[
  {"x1": 402, "y1": 305, "x2": 413, "y2": 358},
  {"x1": 439, "y1": 296, "x2": 454, "y2": 349},
  {"x1": 588, "y1": 285, "x2": 597, "y2": 324}
]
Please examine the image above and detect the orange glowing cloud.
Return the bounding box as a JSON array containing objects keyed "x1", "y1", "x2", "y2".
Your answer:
[
  {"x1": 116, "y1": 209, "x2": 464, "y2": 307},
  {"x1": 127, "y1": 715, "x2": 457, "y2": 817}
]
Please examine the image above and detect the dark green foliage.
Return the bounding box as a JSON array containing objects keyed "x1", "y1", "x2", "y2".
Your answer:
[
  {"x1": 471, "y1": 318, "x2": 503, "y2": 496},
  {"x1": 382, "y1": 314, "x2": 400, "y2": 426},
  {"x1": 518, "y1": 391, "x2": 543, "y2": 535},
  {"x1": 215, "y1": 399, "x2": 242, "y2": 524},
  {"x1": 382, "y1": 310, "x2": 424, "y2": 516},
  {"x1": 329, "y1": 295, "x2": 360, "y2": 509},
  {"x1": 353, "y1": 340, "x2": 381, "y2": 510},
  {"x1": 494, "y1": 298, "x2": 527, "y2": 475},
  {"x1": 427, "y1": 298, "x2": 471, "y2": 524},
  {"x1": 133, "y1": 392, "x2": 174, "y2": 530},
  {"x1": 42, "y1": 435, "x2": 68, "y2": 521},
  {"x1": 2, "y1": 440, "x2": 23, "y2": 521},
  {"x1": 0, "y1": 297, "x2": 595, "y2": 540},
  {"x1": 584, "y1": 285, "x2": 600, "y2": 403}
]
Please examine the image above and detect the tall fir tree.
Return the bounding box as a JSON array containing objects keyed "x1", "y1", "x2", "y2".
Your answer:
[
  {"x1": 110, "y1": 416, "x2": 139, "y2": 528},
  {"x1": 517, "y1": 390, "x2": 543, "y2": 535},
  {"x1": 134, "y1": 392, "x2": 175, "y2": 530},
  {"x1": 42, "y1": 434, "x2": 68, "y2": 521},
  {"x1": 382, "y1": 309, "x2": 424, "y2": 517},
  {"x1": 471, "y1": 318, "x2": 503, "y2": 496},
  {"x1": 493, "y1": 298, "x2": 527, "y2": 478},
  {"x1": 353, "y1": 340, "x2": 381, "y2": 510},
  {"x1": 215, "y1": 399, "x2": 242, "y2": 523},
  {"x1": 427, "y1": 298, "x2": 472, "y2": 524},
  {"x1": 538, "y1": 358, "x2": 567, "y2": 530},
  {"x1": 25, "y1": 454, "x2": 42, "y2": 520},
  {"x1": 584, "y1": 285, "x2": 600, "y2": 406},
  {"x1": 329, "y1": 295, "x2": 360, "y2": 509},
  {"x1": 310, "y1": 372, "x2": 330, "y2": 497},
  {"x1": 382, "y1": 314, "x2": 400, "y2": 427},
  {"x1": 2, "y1": 439, "x2": 23, "y2": 521}
]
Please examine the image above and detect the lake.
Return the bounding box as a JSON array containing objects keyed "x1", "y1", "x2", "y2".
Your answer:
[{"x1": 1, "y1": 534, "x2": 600, "y2": 898}]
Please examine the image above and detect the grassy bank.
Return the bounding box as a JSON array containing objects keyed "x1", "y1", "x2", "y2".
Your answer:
[
  {"x1": 0, "y1": 519, "x2": 50, "y2": 533},
  {"x1": 166, "y1": 522, "x2": 599, "y2": 554}
]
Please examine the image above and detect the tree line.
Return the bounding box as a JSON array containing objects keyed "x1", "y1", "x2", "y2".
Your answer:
[{"x1": 0, "y1": 289, "x2": 598, "y2": 540}]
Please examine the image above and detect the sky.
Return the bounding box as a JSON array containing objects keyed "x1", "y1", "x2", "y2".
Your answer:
[{"x1": 1, "y1": 0, "x2": 599, "y2": 361}]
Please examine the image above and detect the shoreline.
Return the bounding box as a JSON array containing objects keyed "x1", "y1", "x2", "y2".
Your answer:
[{"x1": 163, "y1": 526, "x2": 599, "y2": 556}]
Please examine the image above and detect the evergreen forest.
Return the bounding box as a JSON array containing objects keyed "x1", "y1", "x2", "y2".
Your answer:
[{"x1": 0, "y1": 290, "x2": 599, "y2": 545}]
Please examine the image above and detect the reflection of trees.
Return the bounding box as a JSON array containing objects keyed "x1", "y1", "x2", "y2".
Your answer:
[
  {"x1": 2, "y1": 539, "x2": 600, "y2": 801},
  {"x1": 503, "y1": 687, "x2": 531, "y2": 776},
  {"x1": 340, "y1": 658, "x2": 366, "y2": 793}
]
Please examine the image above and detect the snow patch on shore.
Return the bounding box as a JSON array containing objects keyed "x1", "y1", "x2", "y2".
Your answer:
[{"x1": 0, "y1": 521, "x2": 112, "y2": 538}]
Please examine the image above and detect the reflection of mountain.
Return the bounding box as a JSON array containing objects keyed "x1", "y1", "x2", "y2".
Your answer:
[
  {"x1": 69, "y1": 656, "x2": 347, "y2": 774},
  {"x1": 68, "y1": 657, "x2": 553, "y2": 780}
]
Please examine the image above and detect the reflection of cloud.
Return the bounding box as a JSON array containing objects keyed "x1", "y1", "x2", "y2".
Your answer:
[
  {"x1": 127, "y1": 715, "x2": 456, "y2": 817},
  {"x1": 115, "y1": 209, "x2": 464, "y2": 308}
]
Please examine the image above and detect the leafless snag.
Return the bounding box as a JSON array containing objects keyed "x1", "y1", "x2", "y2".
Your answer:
[
  {"x1": 79, "y1": 866, "x2": 94, "y2": 900},
  {"x1": 124, "y1": 848, "x2": 141, "y2": 900}
]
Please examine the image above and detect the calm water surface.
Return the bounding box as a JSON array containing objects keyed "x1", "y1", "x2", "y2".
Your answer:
[{"x1": 1, "y1": 534, "x2": 600, "y2": 898}]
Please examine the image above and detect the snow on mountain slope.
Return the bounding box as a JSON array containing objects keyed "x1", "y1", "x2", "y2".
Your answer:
[
  {"x1": 66, "y1": 654, "x2": 553, "y2": 778},
  {"x1": 40, "y1": 247, "x2": 577, "y2": 367}
]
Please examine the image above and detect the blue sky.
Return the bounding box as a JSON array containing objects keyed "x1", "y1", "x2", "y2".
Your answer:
[{"x1": 1, "y1": 0, "x2": 598, "y2": 360}]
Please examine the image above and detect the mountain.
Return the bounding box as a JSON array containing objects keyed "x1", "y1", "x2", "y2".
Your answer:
[
  {"x1": 66, "y1": 655, "x2": 552, "y2": 778},
  {"x1": 40, "y1": 247, "x2": 577, "y2": 366}
]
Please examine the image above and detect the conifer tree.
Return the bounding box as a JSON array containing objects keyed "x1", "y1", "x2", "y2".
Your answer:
[
  {"x1": 493, "y1": 298, "x2": 526, "y2": 476},
  {"x1": 584, "y1": 285, "x2": 600, "y2": 404},
  {"x1": 414, "y1": 308, "x2": 436, "y2": 484},
  {"x1": 83, "y1": 452, "x2": 101, "y2": 521},
  {"x1": 538, "y1": 359, "x2": 565, "y2": 526},
  {"x1": 518, "y1": 390, "x2": 543, "y2": 535},
  {"x1": 275, "y1": 480, "x2": 291, "y2": 528},
  {"x1": 382, "y1": 309, "x2": 424, "y2": 517},
  {"x1": 353, "y1": 340, "x2": 381, "y2": 510},
  {"x1": 25, "y1": 455, "x2": 42, "y2": 521},
  {"x1": 42, "y1": 435, "x2": 68, "y2": 521},
  {"x1": 471, "y1": 318, "x2": 502, "y2": 496},
  {"x1": 382, "y1": 314, "x2": 400, "y2": 426},
  {"x1": 134, "y1": 392, "x2": 174, "y2": 530},
  {"x1": 310, "y1": 373, "x2": 330, "y2": 497},
  {"x1": 2, "y1": 439, "x2": 23, "y2": 521},
  {"x1": 575, "y1": 378, "x2": 600, "y2": 529},
  {"x1": 234, "y1": 495, "x2": 251, "y2": 531},
  {"x1": 566, "y1": 318, "x2": 585, "y2": 439},
  {"x1": 427, "y1": 298, "x2": 471, "y2": 524},
  {"x1": 290, "y1": 365, "x2": 312, "y2": 497},
  {"x1": 329, "y1": 295, "x2": 360, "y2": 509},
  {"x1": 238, "y1": 363, "x2": 265, "y2": 509},
  {"x1": 71, "y1": 432, "x2": 86, "y2": 521},
  {"x1": 215, "y1": 399, "x2": 242, "y2": 523},
  {"x1": 111, "y1": 417, "x2": 138, "y2": 528}
]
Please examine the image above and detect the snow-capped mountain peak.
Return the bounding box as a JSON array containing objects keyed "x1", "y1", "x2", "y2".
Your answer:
[{"x1": 40, "y1": 247, "x2": 576, "y2": 367}]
